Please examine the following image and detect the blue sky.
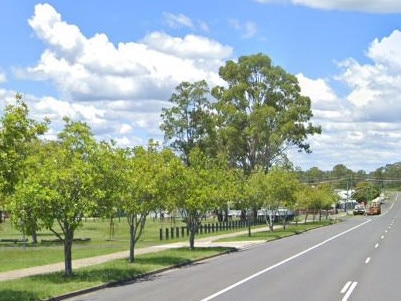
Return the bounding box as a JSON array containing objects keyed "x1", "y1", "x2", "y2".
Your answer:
[{"x1": 1, "y1": 0, "x2": 401, "y2": 172}]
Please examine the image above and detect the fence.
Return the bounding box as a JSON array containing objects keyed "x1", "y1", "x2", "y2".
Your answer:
[{"x1": 159, "y1": 216, "x2": 265, "y2": 240}]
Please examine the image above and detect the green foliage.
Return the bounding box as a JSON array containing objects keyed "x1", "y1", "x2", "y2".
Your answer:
[
  {"x1": 212, "y1": 53, "x2": 321, "y2": 174},
  {"x1": 352, "y1": 182, "x2": 380, "y2": 202},
  {"x1": 297, "y1": 183, "x2": 337, "y2": 212},
  {"x1": 160, "y1": 80, "x2": 214, "y2": 165},
  {"x1": 10, "y1": 118, "x2": 98, "y2": 275},
  {"x1": 0, "y1": 94, "x2": 49, "y2": 198}
]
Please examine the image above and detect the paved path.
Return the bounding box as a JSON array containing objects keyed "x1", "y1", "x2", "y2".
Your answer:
[{"x1": 0, "y1": 227, "x2": 268, "y2": 282}]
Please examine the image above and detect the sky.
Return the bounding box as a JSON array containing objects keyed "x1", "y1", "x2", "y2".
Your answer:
[{"x1": 0, "y1": 0, "x2": 401, "y2": 172}]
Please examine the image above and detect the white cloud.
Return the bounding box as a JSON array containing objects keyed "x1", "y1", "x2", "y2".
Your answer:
[
  {"x1": 24, "y1": 3, "x2": 230, "y2": 104},
  {"x1": 0, "y1": 72, "x2": 6, "y2": 83},
  {"x1": 337, "y1": 30, "x2": 401, "y2": 122},
  {"x1": 229, "y1": 19, "x2": 257, "y2": 39},
  {"x1": 15, "y1": 3, "x2": 233, "y2": 146},
  {"x1": 163, "y1": 12, "x2": 193, "y2": 29},
  {"x1": 253, "y1": 0, "x2": 401, "y2": 13},
  {"x1": 8, "y1": 3, "x2": 401, "y2": 172},
  {"x1": 294, "y1": 29, "x2": 401, "y2": 171}
]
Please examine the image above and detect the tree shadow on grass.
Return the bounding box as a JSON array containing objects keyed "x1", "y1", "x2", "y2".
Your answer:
[{"x1": 0, "y1": 289, "x2": 39, "y2": 301}]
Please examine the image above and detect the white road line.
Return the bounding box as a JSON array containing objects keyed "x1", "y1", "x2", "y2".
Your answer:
[
  {"x1": 365, "y1": 257, "x2": 370, "y2": 264},
  {"x1": 341, "y1": 281, "x2": 352, "y2": 294},
  {"x1": 375, "y1": 243, "x2": 379, "y2": 248},
  {"x1": 381, "y1": 235, "x2": 384, "y2": 239},
  {"x1": 341, "y1": 281, "x2": 358, "y2": 301},
  {"x1": 199, "y1": 220, "x2": 371, "y2": 301}
]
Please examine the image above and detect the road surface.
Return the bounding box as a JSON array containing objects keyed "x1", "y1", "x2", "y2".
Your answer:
[{"x1": 67, "y1": 194, "x2": 401, "y2": 301}]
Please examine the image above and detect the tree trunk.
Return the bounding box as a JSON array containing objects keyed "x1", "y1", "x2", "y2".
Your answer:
[
  {"x1": 109, "y1": 217, "x2": 115, "y2": 240},
  {"x1": 268, "y1": 212, "x2": 274, "y2": 232},
  {"x1": 188, "y1": 217, "x2": 197, "y2": 250},
  {"x1": 64, "y1": 229, "x2": 74, "y2": 276},
  {"x1": 31, "y1": 229, "x2": 37, "y2": 244},
  {"x1": 129, "y1": 216, "x2": 136, "y2": 262},
  {"x1": 189, "y1": 228, "x2": 195, "y2": 250}
]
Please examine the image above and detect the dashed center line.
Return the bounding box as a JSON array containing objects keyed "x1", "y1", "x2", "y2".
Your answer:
[{"x1": 365, "y1": 257, "x2": 370, "y2": 264}]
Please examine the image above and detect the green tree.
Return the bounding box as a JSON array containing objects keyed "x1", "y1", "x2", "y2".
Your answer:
[
  {"x1": 298, "y1": 183, "x2": 337, "y2": 222},
  {"x1": 122, "y1": 142, "x2": 175, "y2": 262},
  {"x1": 0, "y1": 94, "x2": 48, "y2": 230},
  {"x1": 331, "y1": 164, "x2": 354, "y2": 189},
  {"x1": 160, "y1": 80, "x2": 214, "y2": 165},
  {"x1": 302, "y1": 166, "x2": 328, "y2": 184},
  {"x1": 13, "y1": 118, "x2": 99, "y2": 276},
  {"x1": 256, "y1": 168, "x2": 299, "y2": 231},
  {"x1": 91, "y1": 141, "x2": 127, "y2": 239},
  {"x1": 170, "y1": 148, "x2": 222, "y2": 249},
  {"x1": 0, "y1": 94, "x2": 48, "y2": 196},
  {"x1": 212, "y1": 53, "x2": 321, "y2": 175},
  {"x1": 8, "y1": 141, "x2": 48, "y2": 243},
  {"x1": 352, "y1": 181, "x2": 380, "y2": 203}
]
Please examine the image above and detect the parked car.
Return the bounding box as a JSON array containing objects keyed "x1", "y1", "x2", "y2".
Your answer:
[{"x1": 353, "y1": 204, "x2": 366, "y2": 215}]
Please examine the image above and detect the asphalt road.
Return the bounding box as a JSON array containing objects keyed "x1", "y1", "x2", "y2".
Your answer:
[{"x1": 67, "y1": 194, "x2": 401, "y2": 301}]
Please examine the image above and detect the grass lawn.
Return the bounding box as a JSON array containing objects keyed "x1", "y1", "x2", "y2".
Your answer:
[
  {"x1": 0, "y1": 217, "x2": 199, "y2": 271},
  {"x1": 0, "y1": 247, "x2": 234, "y2": 301},
  {"x1": 0, "y1": 216, "x2": 262, "y2": 272},
  {"x1": 216, "y1": 221, "x2": 332, "y2": 242}
]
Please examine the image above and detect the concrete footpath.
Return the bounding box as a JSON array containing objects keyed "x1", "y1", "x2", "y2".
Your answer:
[{"x1": 0, "y1": 227, "x2": 268, "y2": 282}]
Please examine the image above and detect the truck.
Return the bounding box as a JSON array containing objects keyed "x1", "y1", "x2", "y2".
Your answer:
[{"x1": 365, "y1": 199, "x2": 381, "y2": 215}]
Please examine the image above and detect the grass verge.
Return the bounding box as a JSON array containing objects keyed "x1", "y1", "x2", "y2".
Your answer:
[
  {"x1": 216, "y1": 221, "x2": 332, "y2": 242},
  {"x1": 0, "y1": 247, "x2": 234, "y2": 301}
]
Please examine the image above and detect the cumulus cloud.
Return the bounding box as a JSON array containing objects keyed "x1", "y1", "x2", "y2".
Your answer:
[
  {"x1": 294, "y1": 29, "x2": 401, "y2": 171},
  {"x1": 253, "y1": 0, "x2": 401, "y2": 13},
  {"x1": 25, "y1": 3, "x2": 231, "y2": 99},
  {"x1": 18, "y1": 3, "x2": 232, "y2": 146},
  {"x1": 25, "y1": 4, "x2": 230, "y2": 102},
  {"x1": 338, "y1": 30, "x2": 401, "y2": 122},
  {"x1": 0, "y1": 72, "x2": 6, "y2": 83},
  {"x1": 11, "y1": 3, "x2": 401, "y2": 172}
]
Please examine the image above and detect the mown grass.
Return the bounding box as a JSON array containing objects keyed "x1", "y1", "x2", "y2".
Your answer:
[
  {"x1": 0, "y1": 216, "x2": 258, "y2": 272},
  {"x1": 0, "y1": 219, "x2": 187, "y2": 272},
  {"x1": 216, "y1": 221, "x2": 333, "y2": 242},
  {"x1": 0, "y1": 247, "x2": 233, "y2": 301}
]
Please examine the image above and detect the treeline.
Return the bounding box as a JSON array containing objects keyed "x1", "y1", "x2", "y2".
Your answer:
[{"x1": 297, "y1": 163, "x2": 401, "y2": 192}]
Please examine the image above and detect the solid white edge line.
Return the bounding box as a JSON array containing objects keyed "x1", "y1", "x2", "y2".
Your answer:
[
  {"x1": 341, "y1": 281, "x2": 358, "y2": 301},
  {"x1": 199, "y1": 219, "x2": 371, "y2": 301}
]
